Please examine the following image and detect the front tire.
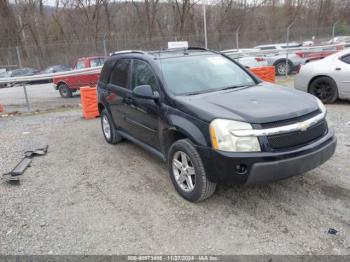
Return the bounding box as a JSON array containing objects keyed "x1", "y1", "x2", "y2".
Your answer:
[
  {"x1": 100, "y1": 109, "x2": 123, "y2": 144},
  {"x1": 58, "y1": 83, "x2": 73, "y2": 98},
  {"x1": 168, "y1": 139, "x2": 216, "y2": 202},
  {"x1": 309, "y1": 76, "x2": 338, "y2": 104}
]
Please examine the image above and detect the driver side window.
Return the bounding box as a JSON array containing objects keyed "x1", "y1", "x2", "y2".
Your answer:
[{"x1": 132, "y1": 60, "x2": 158, "y2": 90}]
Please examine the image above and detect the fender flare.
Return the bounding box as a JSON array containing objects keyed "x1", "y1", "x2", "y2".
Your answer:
[
  {"x1": 273, "y1": 58, "x2": 293, "y2": 66},
  {"x1": 165, "y1": 114, "x2": 208, "y2": 147}
]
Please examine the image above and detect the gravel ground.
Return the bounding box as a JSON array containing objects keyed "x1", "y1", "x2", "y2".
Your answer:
[{"x1": 0, "y1": 101, "x2": 350, "y2": 255}]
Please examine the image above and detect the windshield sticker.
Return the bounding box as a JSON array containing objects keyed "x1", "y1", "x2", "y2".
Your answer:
[{"x1": 207, "y1": 57, "x2": 228, "y2": 65}]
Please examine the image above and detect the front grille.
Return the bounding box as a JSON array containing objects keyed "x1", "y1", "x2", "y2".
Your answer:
[{"x1": 267, "y1": 119, "x2": 328, "y2": 150}]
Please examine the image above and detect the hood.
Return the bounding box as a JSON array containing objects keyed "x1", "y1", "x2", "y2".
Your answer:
[{"x1": 174, "y1": 83, "x2": 319, "y2": 124}]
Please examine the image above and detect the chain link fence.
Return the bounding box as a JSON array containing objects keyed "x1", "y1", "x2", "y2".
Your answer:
[{"x1": 1, "y1": 25, "x2": 349, "y2": 70}]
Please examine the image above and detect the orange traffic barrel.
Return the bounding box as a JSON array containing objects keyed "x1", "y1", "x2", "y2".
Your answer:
[
  {"x1": 80, "y1": 87, "x2": 100, "y2": 119},
  {"x1": 250, "y1": 66, "x2": 276, "y2": 83}
]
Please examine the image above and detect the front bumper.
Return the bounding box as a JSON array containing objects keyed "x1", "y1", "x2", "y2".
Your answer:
[{"x1": 196, "y1": 128, "x2": 336, "y2": 185}]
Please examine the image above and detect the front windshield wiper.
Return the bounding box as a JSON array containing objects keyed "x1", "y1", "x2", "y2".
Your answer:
[
  {"x1": 220, "y1": 84, "x2": 254, "y2": 91},
  {"x1": 182, "y1": 84, "x2": 254, "y2": 96},
  {"x1": 183, "y1": 88, "x2": 221, "y2": 96}
]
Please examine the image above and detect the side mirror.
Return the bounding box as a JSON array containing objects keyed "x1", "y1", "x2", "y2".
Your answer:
[{"x1": 132, "y1": 85, "x2": 159, "y2": 100}]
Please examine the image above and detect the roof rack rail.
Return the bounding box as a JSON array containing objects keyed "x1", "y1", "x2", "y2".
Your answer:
[
  {"x1": 109, "y1": 50, "x2": 147, "y2": 56},
  {"x1": 149, "y1": 46, "x2": 210, "y2": 54},
  {"x1": 187, "y1": 46, "x2": 208, "y2": 51}
]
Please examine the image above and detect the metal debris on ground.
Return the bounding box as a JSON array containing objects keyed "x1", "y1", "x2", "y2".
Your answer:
[
  {"x1": 2, "y1": 145, "x2": 49, "y2": 184},
  {"x1": 327, "y1": 228, "x2": 338, "y2": 235}
]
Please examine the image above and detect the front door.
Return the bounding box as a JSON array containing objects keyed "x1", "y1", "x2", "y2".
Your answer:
[
  {"x1": 124, "y1": 59, "x2": 161, "y2": 150},
  {"x1": 107, "y1": 59, "x2": 131, "y2": 132}
]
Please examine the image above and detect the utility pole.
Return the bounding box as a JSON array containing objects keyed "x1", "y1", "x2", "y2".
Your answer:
[
  {"x1": 332, "y1": 20, "x2": 340, "y2": 42},
  {"x1": 236, "y1": 25, "x2": 241, "y2": 50},
  {"x1": 202, "y1": 0, "x2": 208, "y2": 49},
  {"x1": 285, "y1": 18, "x2": 296, "y2": 77}
]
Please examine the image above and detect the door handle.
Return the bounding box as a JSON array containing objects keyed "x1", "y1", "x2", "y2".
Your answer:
[
  {"x1": 124, "y1": 97, "x2": 133, "y2": 103},
  {"x1": 335, "y1": 68, "x2": 342, "y2": 71}
]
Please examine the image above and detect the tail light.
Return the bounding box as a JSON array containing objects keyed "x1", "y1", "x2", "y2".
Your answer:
[
  {"x1": 255, "y1": 57, "x2": 265, "y2": 62},
  {"x1": 296, "y1": 52, "x2": 304, "y2": 58},
  {"x1": 296, "y1": 64, "x2": 302, "y2": 74}
]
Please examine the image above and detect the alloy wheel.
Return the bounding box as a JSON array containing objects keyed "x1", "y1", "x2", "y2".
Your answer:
[
  {"x1": 172, "y1": 151, "x2": 196, "y2": 192},
  {"x1": 313, "y1": 81, "x2": 333, "y2": 100},
  {"x1": 102, "y1": 115, "x2": 111, "y2": 140}
]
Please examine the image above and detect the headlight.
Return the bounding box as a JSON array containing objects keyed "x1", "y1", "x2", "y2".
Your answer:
[
  {"x1": 209, "y1": 119, "x2": 261, "y2": 152},
  {"x1": 316, "y1": 98, "x2": 326, "y2": 114}
]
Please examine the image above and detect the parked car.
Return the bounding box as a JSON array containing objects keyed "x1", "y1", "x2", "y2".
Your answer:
[
  {"x1": 0, "y1": 70, "x2": 11, "y2": 88},
  {"x1": 41, "y1": 64, "x2": 71, "y2": 74},
  {"x1": 327, "y1": 36, "x2": 350, "y2": 44},
  {"x1": 28, "y1": 64, "x2": 73, "y2": 85},
  {"x1": 97, "y1": 48, "x2": 336, "y2": 202},
  {"x1": 255, "y1": 42, "x2": 301, "y2": 50},
  {"x1": 295, "y1": 49, "x2": 350, "y2": 103},
  {"x1": 0, "y1": 67, "x2": 40, "y2": 86},
  {"x1": 221, "y1": 49, "x2": 268, "y2": 68},
  {"x1": 254, "y1": 43, "x2": 305, "y2": 75},
  {"x1": 53, "y1": 56, "x2": 105, "y2": 98},
  {"x1": 9, "y1": 67, "x2": 40, "y2": 77}
]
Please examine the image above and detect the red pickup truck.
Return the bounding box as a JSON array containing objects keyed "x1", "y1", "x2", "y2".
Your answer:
[
  {"x1": 53, "y1": 56, "x2": 105, "y2": 98},
  {"x1": 295, "y1": 45, "x2": 343, "y2": 63}
]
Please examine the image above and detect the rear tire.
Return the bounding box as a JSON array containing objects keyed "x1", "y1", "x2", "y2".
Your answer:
[
  {"x1": 58, "y1": 83, "x2": 73, "y2": 98},
  {"x1": 100, "y1": 109, "x2": 123, "y2": 144},
  {"x1": 274, "y1": 60, "x2": 293, "y2": 76},
  {"x1": 309, "y1": 76, "x2": 338, "y2": 104},
  {"x1": 168, "y1": 139, "x2": 216, "y2": 202}
]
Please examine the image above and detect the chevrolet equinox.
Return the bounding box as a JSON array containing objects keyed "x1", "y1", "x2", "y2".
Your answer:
[{"x1": 97, "y1": 48, "x2": 336, "y2": 202}]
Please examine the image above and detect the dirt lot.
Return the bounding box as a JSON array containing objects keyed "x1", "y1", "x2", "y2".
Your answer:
[
  {"x1": 0, "y1": 80, "x2": 350, "y2": 254},
  {"x1": 0, "y1": 80, "x2": 350, "y2": 255}
]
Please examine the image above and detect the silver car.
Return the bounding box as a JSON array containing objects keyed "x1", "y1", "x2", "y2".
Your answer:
[
  {"x1": 221, "y1": 49, "x2": 268, "y2": 68},
  {"x1": 295, "y1": 49, "x2": 350, "y2": 103},
  {"x1": 254, "y1": 43, "x2": 305, "y2": 75}
]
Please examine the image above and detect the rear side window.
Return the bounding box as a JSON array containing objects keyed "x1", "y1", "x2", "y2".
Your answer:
[
  {"x1": 109, "y1": 59, "x2": 130, "y2": 88},
  {"x1": 91, "y1": 58, "x2": 105, "y2": 67},
  {"x1": 131, "y1": 60, "x2": 158, "y2": 90},
  {"x1": 76, "y1": 60, "x2": 85, "y2": 69},
  {"x1": 341, "y1": 55, "x2": 350, "y2": 64},
  {"x1": 259, "y1": 46, "x2": 276, "y2": 50}
]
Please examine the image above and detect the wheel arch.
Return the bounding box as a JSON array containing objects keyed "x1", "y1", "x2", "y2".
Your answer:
[
  {"x1": 98, "y1": 102, "x2": 105, "y2": 114},
  {"x1": 162, "y1": 115, "x2": 208, "y2": 159},
  {"x1": 273, "y1": 58, "x2": 293, "y2": 66},
  {"x1": 55, "y1": 81, "x2": 69, "y2": 90},
  {"x1": 307, "y1": 75, "x2": 338, "y2": 93}
]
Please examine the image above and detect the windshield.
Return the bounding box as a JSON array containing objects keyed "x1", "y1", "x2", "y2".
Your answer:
[{"x1": 160, "y1": 54, "x2": 255, "y2": 95}]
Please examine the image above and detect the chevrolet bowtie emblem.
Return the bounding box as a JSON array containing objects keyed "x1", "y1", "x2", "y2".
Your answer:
[{"x1": 299, "y1": 122, "x2": 310, "y2": 131}]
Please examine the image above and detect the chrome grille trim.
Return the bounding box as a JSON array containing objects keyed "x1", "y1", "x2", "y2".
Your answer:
[{"x1": 230, "y1": 111, "x2": 326, "y2": 137}]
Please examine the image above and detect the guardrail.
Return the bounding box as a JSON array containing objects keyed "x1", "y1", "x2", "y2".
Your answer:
[
  {"x1": 0, "y1": 66, "x2": 102, "y2": 85},
  {"x1": 0, "y1": 66, "x2": 102, "y2": 112}
]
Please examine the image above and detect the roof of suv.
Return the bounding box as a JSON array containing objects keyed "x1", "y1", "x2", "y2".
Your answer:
[{"x1": 109, "y1": 47, "x2": 218, "y2": 60}]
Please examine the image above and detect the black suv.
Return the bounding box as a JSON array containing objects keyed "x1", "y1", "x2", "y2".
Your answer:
[{"x1": 97, "y1": 48, "x2": 336, "y2": 202}]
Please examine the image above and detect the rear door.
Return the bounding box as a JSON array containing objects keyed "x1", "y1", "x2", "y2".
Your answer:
[
  {"x1": 124, "y1": 59, "x2": 161, "y2": 149},
  {"x1": 106, "y1": 59, "x2": 131, "y2": 131}
]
